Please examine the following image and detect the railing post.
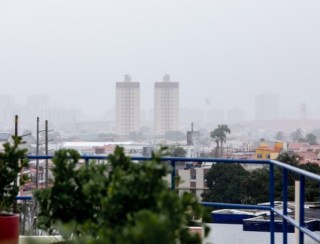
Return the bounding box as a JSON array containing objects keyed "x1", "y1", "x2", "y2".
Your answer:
[
  {"x1": 282, "y1": 168, "x2": 288, "y2": 244},
  {"x1": 22, "y1": 199, "x2": 26, "y2": 235},
  {"x1": 295, "y1": 180, "x2": 300, "y2": 244},
  {"x1": 36, "y1": 117, "x2": 39, "y2": 189},
  {"x1": 269, "y1": 163, "x2": 275, "y2": 244},
  {"x1": 85, "y1": 158, "x2": 89, "y2": 168},
  {"x1": 299, "y1": 175, "x2": 305, "y2": 244},
  {"x1": 171, "y1": 160, "x2": 176, "y2": 191}
]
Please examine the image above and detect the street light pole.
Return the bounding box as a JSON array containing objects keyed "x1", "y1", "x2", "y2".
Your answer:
[
  {"x1": 36, "y1": 117, "x2": 39, "y2": 189},
  {"x1": 45, "y1": 120, "x2": 49, "y2": 188},
  {"x1": 15, "y1": 115, "x2": 18, "y2": 137},
  {"x1": 13, "y1": 115, "x2": 19, "y2": 212}
]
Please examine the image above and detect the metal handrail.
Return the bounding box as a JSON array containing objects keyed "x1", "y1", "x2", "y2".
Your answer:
[
  {"x1": 22, "y1": 155, "x2": 320, "y2": 243},
  {"x1": 270, "y1": 159, "x2": 320, "y2": 181}
]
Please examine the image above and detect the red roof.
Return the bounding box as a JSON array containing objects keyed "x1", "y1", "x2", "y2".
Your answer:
[{"x1": 288, "y1": 143, "x2": 310, "y2": 151}]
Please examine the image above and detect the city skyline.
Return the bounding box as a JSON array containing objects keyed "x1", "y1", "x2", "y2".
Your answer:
[
  {"x1": 0, "y1": 85, "x2": 318, "y2": 121},
  {"x1": 1, "y1": 90, "x2": 319, "y2": 134},
  {"x1": 0, "y1": 89, "x2": 319, "y2": 122}
]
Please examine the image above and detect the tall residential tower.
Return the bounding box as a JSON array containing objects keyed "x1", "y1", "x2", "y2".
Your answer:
[
  {"x1": 116, "y1": 75, "x2": 140, "y2": 136},
  {"x1": 154, "y1": 75, "x2": 179, "y2": 135}
]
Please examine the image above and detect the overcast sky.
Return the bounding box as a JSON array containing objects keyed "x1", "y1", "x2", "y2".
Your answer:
[{"x1": 1, "y1": 0, "x2": 320, "y2": 119}]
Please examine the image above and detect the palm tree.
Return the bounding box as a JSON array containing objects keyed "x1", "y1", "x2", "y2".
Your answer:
[
  {"x1": 210, "y1": 124, "x2": 231, "y2": 157},
  {"x1": 218, "y1": 125, "x2": 231, "y2": 156},
  {"x1": 210, "y1": 129, "x2": 220, "y2": 157},
  {"x1": 277, "y1": 152, "x2": 301, "y2": 167}
]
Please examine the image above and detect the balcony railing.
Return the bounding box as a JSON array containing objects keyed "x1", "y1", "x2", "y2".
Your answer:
[{"x1": 19, "y1": 155, "x2": 320, "y2": 244}]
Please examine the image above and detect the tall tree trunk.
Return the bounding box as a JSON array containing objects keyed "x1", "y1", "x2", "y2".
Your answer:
[{"x1": 215, "y1": 140, "x2": 220, "y2": 157}]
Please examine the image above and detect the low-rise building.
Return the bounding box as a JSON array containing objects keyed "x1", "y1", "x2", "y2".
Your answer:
[
  {"x1": 177, "y1": 164, "x2": 211, "y2": 200},
  {"x1": 255, "y1": 140, "x2": 285, "y2": 160}
]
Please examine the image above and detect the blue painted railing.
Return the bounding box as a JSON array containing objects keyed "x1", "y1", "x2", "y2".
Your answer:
[{"x1": 23, "y1": 155, "x2": 320, "y2": 243}]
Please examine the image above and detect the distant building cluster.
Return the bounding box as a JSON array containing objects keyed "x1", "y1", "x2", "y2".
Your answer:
[
  {"x1": 116, "y1": 74, "x2": 179, "y2": 137},
  {"x1": 0, "y1": 94, "x2": 82, "y2": 131}
]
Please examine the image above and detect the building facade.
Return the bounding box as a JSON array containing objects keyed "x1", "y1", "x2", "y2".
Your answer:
[
  {"x1": 177, "y1": 166, "x2": 210, "y2": 200},
  {"x1": 255, "y1": 140, "x2": 285, "y2": 160},
  {"x1": 116, "y1": 75, "x2": 140, "y2": 136},
  {"x1": 154, "y1": 75, "x2": 179, "y2": 136}
]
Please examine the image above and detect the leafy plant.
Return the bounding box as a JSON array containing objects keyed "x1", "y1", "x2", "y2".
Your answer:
[
  {"x1": 0, "y1": 136, "x2": 29, "y2": 212},
  {"x1": 35, "y1": 147, "x2": 207, "y2": 243}
]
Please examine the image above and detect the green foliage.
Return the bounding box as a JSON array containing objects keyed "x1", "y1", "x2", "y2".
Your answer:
[
  {"x1": 241, "y1": 167, "x2": 270, "y2": 204},
  {"x1": 277, "y1": 152, "x2": 300, "y2": 167},
  {"x1": 0, "y1": 136, "x2": 29, "y2": 212},
  {"x1": 290, "y1": 128, "x2": 304, "y2": 142},
  {"x1": 169, "y1": 146, "x2": 187, "y2": 157},
  {"x1": 35, "y1": 147, "x2": 206, "y2": 243},
  {"x1": 34, "y1": 149, "x2": 108, "y2": 235},
  {"x1": 202, "y1": 163, "x2": 249, "y2": 203},
  {"x1": 306, "y1": 133, "x2": 317, "y2": 145},
  {"x1": 299, "y1": 163, "x2": 320, "y2": 201},
  {"x1": 202, "y1": 152, "x2": 320, "y2": 204}
]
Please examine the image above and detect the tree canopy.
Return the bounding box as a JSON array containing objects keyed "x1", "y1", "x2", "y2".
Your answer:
[
  {"x1": 202, "y1": 152, "x2": 320, "y2": 204},
  {"x1": 290, "y1": 128, "x2": 304, "y2": 142},
  {"x1": 169, "y1": 146, "x2": 187, "y2": 157},
  {"x1": 306, "y1": 133, "x2": 317, "y2": 145},
  {"x1": 201, "y1": 163, "x2": 249, "y2": 203}
]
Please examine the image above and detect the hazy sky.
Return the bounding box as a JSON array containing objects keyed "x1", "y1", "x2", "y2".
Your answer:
[{"x1": 1, "y1": 0, "x2": 320, "y2": 119}]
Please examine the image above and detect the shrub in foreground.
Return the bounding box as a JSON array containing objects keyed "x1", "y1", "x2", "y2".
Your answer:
[{"x1": 35, "y1": 147, "x2": 206, "y2": 243}]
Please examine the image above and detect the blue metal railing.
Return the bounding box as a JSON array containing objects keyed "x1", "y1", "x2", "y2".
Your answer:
[
  {"x1": 16, "y1": 196, "x2": 34, "y2": 235},
  {"x1": 22, "y1": 155, "x2": 320, "y2": 243}
]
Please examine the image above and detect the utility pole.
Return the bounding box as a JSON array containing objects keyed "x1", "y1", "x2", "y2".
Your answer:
[
  {"x1": 13, "y1": 115, "x2": 18, "y2": 213},
  {"x1": 15, "y1": 115, "x2": 18, "y2": 137},
  {"x1": 36, "y1": 117, "x2": 39, "y2": 189},
  {"x1": 45, "y1": 120, "x2": 49, "y2": 188}
]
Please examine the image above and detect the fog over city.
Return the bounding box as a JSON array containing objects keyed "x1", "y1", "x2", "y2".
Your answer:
[{"x1": 1, "y1": 0, "x2": 320, "y2": 122}]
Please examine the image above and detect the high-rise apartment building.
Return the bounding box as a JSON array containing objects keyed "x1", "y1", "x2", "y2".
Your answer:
[
  {"x1": 0, "y1": 94, "x2": 15, "y2": 130},
  {"x1": 116, "y1": 75, "x2": 140, "y2": 136},
  {"x1": 154, "y1": 75, "x2": 179, "y2": 135},
  {"x1": 255, "y1": 92, "x2": 279, "y2": 120}
]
